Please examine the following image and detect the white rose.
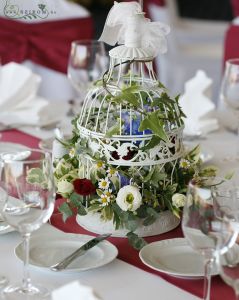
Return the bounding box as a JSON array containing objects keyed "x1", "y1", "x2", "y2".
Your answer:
[
  {"x1": 116, "y1": 185, "x2": 142, "y2": 212},
  {"x1": 57, "y1": 180, "x2": 74, "y2": 194},
  {"x1": 55, "y1": 159, "x2": 73, "y2": 176},
  {"x1": 172, "y1": 193, "x2": 186, "y2": 208}
]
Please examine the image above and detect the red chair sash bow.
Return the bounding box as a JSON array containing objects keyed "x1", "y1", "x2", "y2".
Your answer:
[
  {"x1": 223, "y1": 24, "x2": 239, "y2": 65},
  {"x1": 0, "y1": 17, "x2": 93, "y2": 73}
]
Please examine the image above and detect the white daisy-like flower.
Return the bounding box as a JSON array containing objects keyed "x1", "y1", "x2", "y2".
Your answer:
[
  {"x1": 69, "y1": 148, "x2": 76, "y2": 158},
  {"x1": 98, "y1": 178, "x2": 110, "y2": 190},
  {"x1": 172, "y1": 193, "x2": 186, "y2": 208},
  {"x1": 57, "y1": 180, "x2": 74, "y2": 194},
  {"x1": 116, "y1": 185, "x2": 142, "y2": 212},
  {"x1": 100, "y1": 194, "x2": 111, "y2": 206},
  {"x1": 105, "y1": 189, "x2": 113, "y2": 198},
  {"x1": 179, "y1": 158, "x2": 191, "y2": 169},
  {"x1": 95, "y1": 161, "x2": 105, "y2": 170},
  {"x1": 106, "y1": 168, "x2": 118, "y2": 178}
]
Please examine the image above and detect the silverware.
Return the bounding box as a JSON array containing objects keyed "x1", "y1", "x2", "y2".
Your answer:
[{"x1": 50, "y1": 233, "x2": 111, "y2": 271}]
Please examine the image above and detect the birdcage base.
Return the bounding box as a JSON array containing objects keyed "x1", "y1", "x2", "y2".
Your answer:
[{"x1": 76, "y1": 211, "x2": 180, "y2": 237}]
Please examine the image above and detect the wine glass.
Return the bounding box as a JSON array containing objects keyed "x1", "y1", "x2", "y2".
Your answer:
[
  {"x1": 182, "y1": 180, "x2": 238, "y2": 300},
  {"x1": 67, "y1": 39, "x2": 108, "y2": 112},
  {"x1": 0, "y1": 149, "x2": 55, "y2": 299},
  {"x1": 221, "y1": 59, "x2": 239, "y2": 114},
  {"x1": 212, "y1": 184, "x2": 239, "y2": 299}
]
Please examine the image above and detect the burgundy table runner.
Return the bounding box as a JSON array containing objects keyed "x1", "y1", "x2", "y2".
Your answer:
[
  {"x1": 0, "y1": 16, "x2": 93, "y2": 73},
  {"x1": 1, "y1": 130, "x2": 234, "y2": 300}
]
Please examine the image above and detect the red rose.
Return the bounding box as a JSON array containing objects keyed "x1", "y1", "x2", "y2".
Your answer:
[{"x1": 73, "y1": 178, "x2": 96, "y2": 196}]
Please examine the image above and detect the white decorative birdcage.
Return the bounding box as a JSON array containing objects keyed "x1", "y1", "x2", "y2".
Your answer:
[
  {"x1": 57, "y1": 1, "x2": 190, "y2": 238},
  {"x1": 77, "y1": 10, "x2": 184, "y2": 179}
]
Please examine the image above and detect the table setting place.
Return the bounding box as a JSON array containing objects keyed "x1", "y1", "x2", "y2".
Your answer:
[{"x1": 2, "y1": 1, "x2": 239, "y2": 300}]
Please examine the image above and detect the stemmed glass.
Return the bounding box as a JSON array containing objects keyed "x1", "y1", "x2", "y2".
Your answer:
[
  {"x1": 221, "y1": 58, "x2": 239, "y2": 116},
  {"x1": 182, "y1": 180, "x2": 238, "y2": 300},
  {"x1": 212, "y1": 185, "x2": 239, "y2": 300},
  {"x1": 67, "y1": 40, "x2": 108, "y2": 112},
  {"x1": 0, "y1": 149, "x2": 55, "y2": 299},
  {"x1": 220, "y1": 58, "x2": 239, "y2": 160},
  {"x1": 0, "y1": 186, "x2": 8, "y2": 289}
]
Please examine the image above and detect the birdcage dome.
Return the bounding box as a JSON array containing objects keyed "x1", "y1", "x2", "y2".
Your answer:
[{"x1": 77, "y1": 49, "x2": 184, "y2": 168}]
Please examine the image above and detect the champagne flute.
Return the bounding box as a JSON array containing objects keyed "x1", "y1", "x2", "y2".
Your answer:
[
  {"x1": 67, "y1": 40, "x2": 108, "y2": 113},
  {"x1": 182, "y1": 180, "x2": 238, "y2": 300},
  {"x1": 1, "y1": 149, "x2": 55, "y2": 299}
]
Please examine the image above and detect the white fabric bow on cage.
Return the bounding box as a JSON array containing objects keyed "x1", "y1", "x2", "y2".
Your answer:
[{"x1": 99, "y1": 1, "x2": 170, "y2": 57}]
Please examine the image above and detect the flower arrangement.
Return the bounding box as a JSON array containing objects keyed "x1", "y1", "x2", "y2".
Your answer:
[{"x1": 53, "y1": 83, "x2": 218, "y2": 249}]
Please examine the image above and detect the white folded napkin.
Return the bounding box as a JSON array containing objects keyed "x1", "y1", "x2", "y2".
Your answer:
[
  {"x1": 179, "y1": 70, "x2": 219, "y2": 136},
  {"x1": 0, "y1": 62, "x2": 50, "y2": 126},
  {"x1": 51, "y1": 281, "x2": 101, "y2": 300}
]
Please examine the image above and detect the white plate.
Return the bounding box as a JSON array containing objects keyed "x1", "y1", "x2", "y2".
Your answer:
[
  {"x1": 139, "y1": 238, "x2": 218, "y2": 279},
  {"x1": 15, "y1": 233, "x2": 118, "y2": 273}
]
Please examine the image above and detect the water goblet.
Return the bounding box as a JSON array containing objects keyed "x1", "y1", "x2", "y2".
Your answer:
[
  {"x1": 0, "y1": 149, "x2": 55, "y2": 299},
  {"x1": 182, "y1": 180, "x2": 238, "y2": 300},
  {"x1": 67, "y1": 39, "x2": 108, "y2": 112}
]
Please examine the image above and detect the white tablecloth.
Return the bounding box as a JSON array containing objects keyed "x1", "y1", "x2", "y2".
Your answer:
[
  {"x1": 1, "y1": 128, "x2": 238, "y2": 299},
  {"x1": 0, "y1": 224, "x2": 200, "y2": 300}
]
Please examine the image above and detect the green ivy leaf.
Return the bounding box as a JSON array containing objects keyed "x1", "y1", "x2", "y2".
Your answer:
[
  {"x1": 127, "y1": 232, "x2": 147, "y2": 250},
  {"x1": 69, "y1": 192, "x2": 82, "y2": 204},
  {"x1": 143, "y1": 207, "x2": 158, "y2": 226},
  {"x1": 102, "y1": 205, "x2": 113, "y2": 221},
  {"x1": 125, "y1": 214, "x2": 138, "y2": 232},
  {"x1": 139, "y1": 111, "x2": 168, "y2": 142},
  {"x1": 58, "y1": 202, "x2": 73, "y2": 222},
  {"x1": 77, "y1": 204, "x2": 87, "y2": 216},
  {"x1": 142, "y1": 136, "x2": 161, "y2": 151}
]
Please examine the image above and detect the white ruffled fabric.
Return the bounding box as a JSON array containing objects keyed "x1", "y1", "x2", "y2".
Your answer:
[
  {"x1": 0, "y1": 62, "x2": 55, "y2": 126},
  {"x1": 179, "y1": 70, "x2": 219, "y2": 136},
  {"x1": 99, "y1": 1, "x2": 170, "y2": 57}
]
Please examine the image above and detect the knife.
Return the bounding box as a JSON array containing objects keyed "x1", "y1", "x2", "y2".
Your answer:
[{"x1": 50, "y1": 233, "x2": 111, "y2": 271}]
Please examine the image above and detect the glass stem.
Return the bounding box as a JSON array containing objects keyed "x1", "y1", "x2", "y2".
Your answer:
[
  {"x1": 234, "y1": 282, "x2": 239, "y2": 300},
  {"x1": 203, "y1": 257, "x2": 214, "y2": 300},
  {"x1": 22, "y1": 233, "x2": 31, "y2": 291}
]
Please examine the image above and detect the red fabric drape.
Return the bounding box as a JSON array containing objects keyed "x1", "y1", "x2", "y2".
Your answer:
[
  {"x1": 231, "y1": 0, "x2": 239, "y2": 16},
  {"x1": 223, "y1": 24, "x2": 239, "y2": 65},
  {"x1": 0, "y1": 17, "x2": 93, "y2": 74}
]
